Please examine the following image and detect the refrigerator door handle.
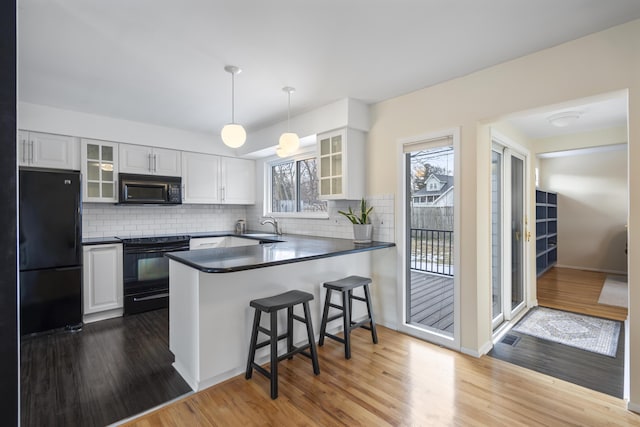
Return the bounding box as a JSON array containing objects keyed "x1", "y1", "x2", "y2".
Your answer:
[{"x1": 29, "y1": 140, "x2": 34, "y2": 163}]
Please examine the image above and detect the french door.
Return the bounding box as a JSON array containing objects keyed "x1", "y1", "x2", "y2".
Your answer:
[
  {"x1": 399, "y1": 129, "x2": 460, "y2": 349},
  {"x1": 492, "y1": 140, "x2": 528, "y2": 331}
]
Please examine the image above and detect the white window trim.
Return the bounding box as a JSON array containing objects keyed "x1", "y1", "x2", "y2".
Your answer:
[{"x1": 264, "y1": 150, "x2": 329, "y2": 219}]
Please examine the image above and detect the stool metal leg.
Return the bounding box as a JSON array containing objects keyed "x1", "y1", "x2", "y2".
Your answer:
[
  {"x1": 302, "y1": 301, "x2": 320, "y2": 375},
  {"x1": 342, "y1": 290, "x2": 351, "y2": 359},
  {"x1": 363, "y1": 284, "x2": 378, "y2": 344},
  {"x1": 245, "y1": 309, "x2": 261, "y2": 379},
  {"x1": 270, "y1": 311, "x2": 278, "y2": 399},
  {"x1": 318, "y1": 288, "x2": 332, "y2": 346}
]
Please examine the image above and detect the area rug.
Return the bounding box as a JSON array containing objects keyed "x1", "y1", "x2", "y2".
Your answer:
[
  {"x1": 513, "y1": 307, "x2": 620, "y2": 357},
  {"x1": 598, "y1": 275, "x2": 628, "y2": 308}
]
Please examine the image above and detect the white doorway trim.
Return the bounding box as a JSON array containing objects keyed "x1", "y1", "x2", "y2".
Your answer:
[{"x1": 396, "y1": 127, "x2": 461, "y2": 350}]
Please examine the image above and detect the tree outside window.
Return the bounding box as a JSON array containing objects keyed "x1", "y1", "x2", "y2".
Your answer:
[{"x1": 270, "y1": 156, "x2": 327, "y2": 213}]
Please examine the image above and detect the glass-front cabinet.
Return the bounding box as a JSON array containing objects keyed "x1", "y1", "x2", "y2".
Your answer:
[
  {"x1": 81, "y1": 139, "x2": 119, "y2": 203},
  {"x1": 319, "y1": 131, "x2": 343, "y2": 197},
  {"x1": 317, "y1": 128, "x2": 365, "y2": 200}
]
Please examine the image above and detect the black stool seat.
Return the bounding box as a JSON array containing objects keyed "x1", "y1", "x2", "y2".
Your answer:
[
  {"x1": 323, "y1": 275, "x2": 372, "y2": 291},
  {"x1": 245, "y1": 289, "x2": 319, "y2": 399},
  {"x1": 250, "y1": 290, "x2": 314, "y2": 312},
  {"x1": 319, "y1": 275, "x2": 378, "y2": 359}
]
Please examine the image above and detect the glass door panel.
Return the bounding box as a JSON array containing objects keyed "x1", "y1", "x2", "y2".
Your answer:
[
  {"x1": 405, "y1": 144, "x2": 455, "y2": 337},
  {"x1": 491, "y1": 149, "x2": 503, "y2": 328},
  {"x1": 492, "y1": 139, "x2": 528, "y2": 334},
  {"x1": 510, "y1": 155, "x2": 525, "y2": 311}
]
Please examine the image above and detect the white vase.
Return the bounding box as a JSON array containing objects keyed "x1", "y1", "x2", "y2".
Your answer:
[{"x1": 353, "y1": 224, "x2": 373, "y2": 243}]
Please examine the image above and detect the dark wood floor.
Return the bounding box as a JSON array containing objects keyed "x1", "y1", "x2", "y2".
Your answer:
[
  {"x1": 489, "y1": 267, "x2": 627, "y2": 398},
  {"x1": 409, "y1": 270, "x2": 454, "y2": 333},
  {"x1": 21, "y1": 308, "x2": 191, "y2": 427},
  {"x1": 489, "y1": 322, "x2": 624, "y2": 398}
]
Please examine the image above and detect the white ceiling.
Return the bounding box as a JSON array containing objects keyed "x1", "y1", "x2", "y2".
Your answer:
[
  {"x1": 18, "y1": 0, "x2": 640, "y2": 139},
  {"x1": 505, "y1": 93, "x2": 629, "y2": 140}
]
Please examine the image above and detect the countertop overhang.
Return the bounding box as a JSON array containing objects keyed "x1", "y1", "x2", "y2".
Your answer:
[{"x1": 165, "y1": 234, "x2": 395, "y2": 273}]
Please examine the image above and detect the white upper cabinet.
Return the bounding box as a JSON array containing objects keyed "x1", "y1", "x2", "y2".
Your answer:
[
  {"x1": 317, "y1": 128, "x2": 365, "y2": 200},
  {"x1": 182, "y1": 151, "x2": 221, "y2": 204},
  {"x1": 18, "y1": 130, "x2": 80, "y2": 170},
  {"x1": 220, "y1": 157, "x2": 255, "y2": 204},
  {"x1": 119, "y1": 143, "x2": 181, "y2": 176},
  {"x1": 81, "y1": 139, "x2": 119, "y2": 203},
  {"x1": 182, "y1": 152, "x2": 255, "y2": 205}
]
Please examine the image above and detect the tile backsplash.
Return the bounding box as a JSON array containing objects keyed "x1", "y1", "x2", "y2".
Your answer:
[
  {"x1": 246, "y1": 194, "x2": 395, "y2": 242},
  {"x1": 82, "y1": 203, "x2": 248, "y2": 238},
  {"x1": 83, "y1": 194, "x2": 395, "y2": 242}
]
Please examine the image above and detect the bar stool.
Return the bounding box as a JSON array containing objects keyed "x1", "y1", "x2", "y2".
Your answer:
[
  {"x1": 318, "y1": 275, "x2": 378, "y2": 359},
  {"x1": 245, "y1": 290, "x2": 320, "y2": 399}
]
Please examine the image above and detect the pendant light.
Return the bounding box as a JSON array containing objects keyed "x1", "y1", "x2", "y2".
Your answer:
[
  {"x1": 220, "y1": 65, "x2": 246, "y2": 148},
  {"x1": 278, "y1": 86, "x2": 300, "y2": 155}
]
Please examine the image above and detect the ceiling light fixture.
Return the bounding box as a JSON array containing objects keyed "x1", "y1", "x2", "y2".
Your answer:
[
  {"x1": 547, "y1": 111, "x2": 581, "y2": 128},
  {"x1": 277, "y1": 86, "x2": 300, "y2": 157},
  {"x1": 220, "y1": 65, "x2": 246, "y2": 148}
]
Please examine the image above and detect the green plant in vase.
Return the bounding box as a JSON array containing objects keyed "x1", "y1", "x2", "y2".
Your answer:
[{"x1": 338, "y1": 198, "x2": 374, "y2": 243}]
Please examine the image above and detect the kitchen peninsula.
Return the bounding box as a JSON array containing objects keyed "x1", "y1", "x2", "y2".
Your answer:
[{"x1": 165, "y1": 234, "x2": 395, "y2": 391}]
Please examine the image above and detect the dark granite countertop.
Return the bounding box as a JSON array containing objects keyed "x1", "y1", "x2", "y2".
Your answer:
[
  {"x1": 165, "y1": 234, "x2": 395, "y2": 273},
  {"x1": 82, "y1": 237, "x2": 121, "y2": 245},
  {"x1": 81, "y1": 231, "x2": 263, "y2": 246}
]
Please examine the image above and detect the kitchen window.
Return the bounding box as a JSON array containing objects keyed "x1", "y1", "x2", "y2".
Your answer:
[{"x1": 267, "y1": 154, "x2": 327, "y2": 217}]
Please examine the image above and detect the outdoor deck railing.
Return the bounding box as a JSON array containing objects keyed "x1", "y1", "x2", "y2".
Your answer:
[{"x1": 410, "y1": 228, "x2": 453, "y2": 276}]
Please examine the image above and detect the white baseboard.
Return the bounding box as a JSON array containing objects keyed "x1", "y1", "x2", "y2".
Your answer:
[
  {"x1": 627, "y1": 400, "x2": 640, "y2": 414},
  {"x1": 461, "y1": 340, "x2": 492, "y2": 358},
  {"x1": 555, "y1": 264, "x2": 627, "y2": 276},
  {"x1": 82, "y1": 308, "x2": 123, "y2": 324}
]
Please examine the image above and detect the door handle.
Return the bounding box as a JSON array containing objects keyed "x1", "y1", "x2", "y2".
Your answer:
[
  {"x1": 153, "y1": 154, "x2": 157, "y2": 172},
  {"x1": 133, "y1": 293, "x2": 169, "y2": 302},
  {"x1": 148, "y1": 153, "x2": 152, "y2": 172},
  {"x1": 29, "y1": 140, "x2": 34, "y2": 163}
]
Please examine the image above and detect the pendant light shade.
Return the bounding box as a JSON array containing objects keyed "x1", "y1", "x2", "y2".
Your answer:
[
  {"x1": 221, "y1": 65, "x2": 246, "y2": 148},
  {"x1": 277, "y1": 86, "x2": 299, "y2": 156},
  {"x1": 221, "y1": 123, "x2": 247, "y2": 148},
  {"x1": 279, "y1": 132, "x2": 299, "y2": 152}
]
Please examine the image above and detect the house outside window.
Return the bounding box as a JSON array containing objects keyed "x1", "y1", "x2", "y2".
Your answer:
[{"x1": 267, "y1": 154, "x2": 328, "y2": 217}]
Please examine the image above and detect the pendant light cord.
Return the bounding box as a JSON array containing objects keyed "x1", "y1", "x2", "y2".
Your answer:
[
  {"x1": 231, "y1": 72, "x2": 235, "y2": 123},
  {"x1": 287, "y1": 90, "x2": 291, "y2": 132}
]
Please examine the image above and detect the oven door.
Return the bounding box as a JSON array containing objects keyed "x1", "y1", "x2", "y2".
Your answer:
[{"x1": 123, "y1": 243, "x2": 187, "y2": 314}]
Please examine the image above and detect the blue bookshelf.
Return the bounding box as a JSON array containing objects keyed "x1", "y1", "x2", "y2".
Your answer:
[{"x1": 536, "y1": 189, "x2": 557, "y2": 276}]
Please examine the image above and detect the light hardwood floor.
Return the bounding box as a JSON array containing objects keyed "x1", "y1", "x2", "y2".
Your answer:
[
  {"x1": 123, "y1": 325, "x2": 640, "y2": 426},
  {"x1": 537, "y1": 267, "x2": 628, "y2": 321}
]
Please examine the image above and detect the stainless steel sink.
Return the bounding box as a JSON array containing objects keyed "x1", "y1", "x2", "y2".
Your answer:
[{"x1": 241, "y1": 233, "x2": 284, "y2": 242}]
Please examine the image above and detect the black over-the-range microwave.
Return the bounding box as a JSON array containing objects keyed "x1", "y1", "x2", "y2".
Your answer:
[{"x1": 118, "y1": 173, "x2": 182, "y2": 205}]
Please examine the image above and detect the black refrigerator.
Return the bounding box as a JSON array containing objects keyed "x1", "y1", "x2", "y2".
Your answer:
[{"x1": 19, "y1": 169, "x2": 82, "y2": 335}]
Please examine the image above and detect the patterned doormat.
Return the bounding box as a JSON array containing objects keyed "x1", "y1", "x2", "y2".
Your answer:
[{"x1": 513, "y1": 307, "x2": 620, "y2": 357}]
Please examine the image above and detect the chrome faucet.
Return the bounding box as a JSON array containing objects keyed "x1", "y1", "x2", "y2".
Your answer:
[{"x1": 260, "y1": 216, "x2": 282, "y2": 235}]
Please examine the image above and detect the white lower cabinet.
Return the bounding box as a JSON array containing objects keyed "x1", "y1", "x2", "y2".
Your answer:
[
  {"x1": 189, "y1": 236, "x2": 260, "y2": 250},
  {"x1": 189, "y1": 237, "x2": 226, "y2": 250},
  {"x1": 83, "y1": 243, "x2": 123, "y2": 323}
]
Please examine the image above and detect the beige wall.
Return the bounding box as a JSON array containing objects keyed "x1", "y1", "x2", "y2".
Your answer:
[
  {"x1": 368, "y1": 19, "x2": 640, "y2": 409},
  {"x1": 539, "y1": 146, "x2": 628, "y2": 273}
]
